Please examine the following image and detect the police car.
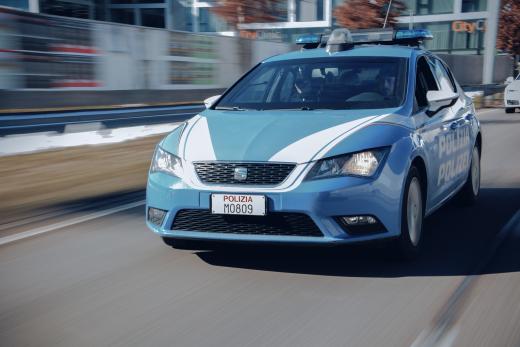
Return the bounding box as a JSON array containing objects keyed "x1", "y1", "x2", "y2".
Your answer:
[{"x1": 146, "y1": 28, "x2": 481, "y2": 258}]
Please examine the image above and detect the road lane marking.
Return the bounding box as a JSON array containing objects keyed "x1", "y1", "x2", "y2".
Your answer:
[
  {"x1": 0, "y1": 200, "x2": 145, "y2": 246},
  {"x1": 410, "y1": 210, "x2": 520, "y2": 347}
]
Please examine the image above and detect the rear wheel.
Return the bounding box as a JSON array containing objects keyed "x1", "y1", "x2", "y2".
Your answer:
[
  {"x1": 394, "y1": 166, "x2": 424, "y2": 259},
  {"x1": 505, "y1": 107, "x2": 515, "y2": 114},
  {"x1": 457, "y1": 145, "x2": 480, "y2": 206}
]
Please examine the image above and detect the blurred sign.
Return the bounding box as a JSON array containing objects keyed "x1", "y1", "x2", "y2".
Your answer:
[
  {"x1": 0, "y1": 7, "x2": 100, "y2": 89},
  {"x1": 452, "y1": 20, "x2": 486, "y2": 33},
  {"x1": 168, "y1": 32, "x2": 217, "y2": 86},
  {"x1": 239, "y1": 30, "x2": 283, "y2": 42}
]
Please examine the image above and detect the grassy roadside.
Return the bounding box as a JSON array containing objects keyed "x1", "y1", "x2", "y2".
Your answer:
[{"x1": 0, "y1": 135, "x2": 163, "y2": 222}]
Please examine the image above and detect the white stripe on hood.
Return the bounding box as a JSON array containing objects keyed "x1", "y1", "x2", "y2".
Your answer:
[
  {"x1": 269, "y1": 116, "x2": 375, "y2": 163},
  {"x1": 182, "y1": 116, "x2": 216, "y2": 161}
]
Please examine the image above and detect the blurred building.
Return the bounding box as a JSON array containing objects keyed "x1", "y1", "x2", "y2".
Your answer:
[
  {"x1": 398, "y1": 0, "x2": 490, "y2": 54},
  {"x1": 0, "y1": 0, "x2": 498, "y2": 51},
  {"x1": 239, "y1": 0, "x2": 501, "y2": 83},
  {"x1": 240, "y1": 0, "x2": 498, "y2": 56},
  {"x1": 0, "y1": 0, "x2": 333, "y2": 35},
  {"x1": 0, "y1": 0, "x2": 502, "y2": 83}
]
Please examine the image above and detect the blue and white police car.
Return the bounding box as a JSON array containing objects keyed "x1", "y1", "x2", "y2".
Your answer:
[{"x1": 146, "y1": 28, "x2": 481, "y2": 257}]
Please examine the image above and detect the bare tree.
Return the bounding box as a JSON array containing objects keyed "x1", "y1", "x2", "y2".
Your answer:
[
  {"x1": 498, "y1": 0, "x2": 520, "y2": 76},
  {"x1": 211, "y1": 0, "x2": 285, "y2": 29},
  {"x1": 333, "y1": 0, "x2": 406, "y2": 29}
]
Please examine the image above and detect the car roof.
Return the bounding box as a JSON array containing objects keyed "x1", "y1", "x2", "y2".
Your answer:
[{"x1": 263, "y1": 44, "x2": 423, "y2": 63}]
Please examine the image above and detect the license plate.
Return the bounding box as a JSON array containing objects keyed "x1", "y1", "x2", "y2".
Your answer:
[{"x1": 211, "y1": 194, "x2": 266, "y2": 216}]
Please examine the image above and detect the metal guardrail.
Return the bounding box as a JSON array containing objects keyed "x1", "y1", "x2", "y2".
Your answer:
[
  {"x1": 0, "y1": 104, "x2": 204, "y2": 136},
  {"x1": 462, "y1": 84, "x2": 506, "y2": 96},
  {"x1": 0, "y1": 83, "x2": 506, "y2": 136}
]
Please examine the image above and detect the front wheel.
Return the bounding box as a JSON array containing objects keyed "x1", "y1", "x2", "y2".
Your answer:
[
  {"x1": 457, "y1": 146, "x2": 480, "y2": 206},
  {"x1": 393, "y1": 166, "x2": 424, "y2": 259},
  {"x1": 505, "y1": 107, "x2": 515, "y2": 114}
]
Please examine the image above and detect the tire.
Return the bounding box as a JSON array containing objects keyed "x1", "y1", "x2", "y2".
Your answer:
[
  {"x1": 505, "y1": 107, "x2": 515, "y2": 114},
  {"x1": 393, "y1": 166, "x2": 424, "y2": 259},
  {"x1": 457, "y1": 146, "x2": 481, "y2": 206}
]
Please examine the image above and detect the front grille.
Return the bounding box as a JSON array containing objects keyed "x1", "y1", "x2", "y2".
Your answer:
[
  {"x1": 193, "y1": 162, "x2": 295, "y2": 185},
  {"x1": 172, "y1": 209, "x2": 322, "y2": 237}
]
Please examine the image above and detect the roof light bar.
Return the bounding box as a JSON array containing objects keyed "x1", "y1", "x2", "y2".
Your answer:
[
  {"x1": 350, "y1": 28, "x2": 394, "y2": 44},
  {"x1": 326, "y1": 28, "x2": 353, "y2": 53},
  {"x1": 296, "y1": 28, "x2": 434, "y2": 52}
]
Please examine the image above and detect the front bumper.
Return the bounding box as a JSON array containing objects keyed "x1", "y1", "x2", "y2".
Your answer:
[
  {"x1": 146, "y1": 161, "x2": 406, "y2": 245},
  {"x1": 505, "y1": 91, "x2": 520, "y2": 106}
]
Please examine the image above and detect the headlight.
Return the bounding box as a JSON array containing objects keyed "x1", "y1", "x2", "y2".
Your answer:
[
  {"x1": 150, "y1": 146, "x2": 183, "y2": 177},
  {"x1": 306, "y1": 148, "x2": 388, "y2": 180}
]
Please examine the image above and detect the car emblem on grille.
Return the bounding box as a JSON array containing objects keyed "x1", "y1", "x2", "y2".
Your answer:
[{"x1": 234, "y1": 167, "x2": 248, "y2": 181}]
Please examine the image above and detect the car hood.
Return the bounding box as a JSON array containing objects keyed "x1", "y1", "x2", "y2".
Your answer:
[{"x1": 178, "y1": 109, "x2": 395, "y2": 164}]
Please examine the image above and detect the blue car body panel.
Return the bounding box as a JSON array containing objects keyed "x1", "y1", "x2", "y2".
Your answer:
[{"x1": 146, "y1": 43, "x2": 481, "y2": 245}]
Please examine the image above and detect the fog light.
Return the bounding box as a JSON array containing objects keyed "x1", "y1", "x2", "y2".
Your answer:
[
  {"x1": 148, "y1": 207, "x2": 167, "y2": 226},
  {"x1": 341, "y1": 215, "x2": 377, "y2": 225},
  {"x1": 337, "y1": 215, "x2": 386, "y2": 235},
  {"x1": 345, "y1": 216, "x2": 359, "y2": 225}
]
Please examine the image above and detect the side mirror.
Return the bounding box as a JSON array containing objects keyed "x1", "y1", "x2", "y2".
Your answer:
[
  {"x1": 506, "y1": 76, "x2": 514, "y2": 84},
  {"x1": 426, "y1": 90, "x2": 458, "y2": 114},
  {"x1": 204, "y1": 95, "x2": 221, "y2": 108}
]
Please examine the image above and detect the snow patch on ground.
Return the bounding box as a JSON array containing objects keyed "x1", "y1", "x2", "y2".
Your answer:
[{"x1": 0, "y1": 122, "x2": 180, "y2": 156}]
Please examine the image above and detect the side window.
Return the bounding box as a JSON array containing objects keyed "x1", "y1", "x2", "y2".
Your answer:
[
  {"x1": 444, "y1": 63, "x2": 458, "y2": 93},
  {"x1": 415, "y1": 56, "x2": 438, "y2": 111},
  {"x1": 429, "y1": 57, "x2": 457, "y2": 93}
]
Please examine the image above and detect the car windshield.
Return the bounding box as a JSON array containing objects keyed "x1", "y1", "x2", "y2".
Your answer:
[{"x1": 215, "y1": 57, "x2": 408, "y2": 111}]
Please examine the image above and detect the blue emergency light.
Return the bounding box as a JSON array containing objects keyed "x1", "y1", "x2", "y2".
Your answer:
[
  {"x1": 394, "y1": 29, "x2": 433, "y2": 42},
  {"x1": 295, "y1": 34, "x2": 321, "y2": 45},
  {"x1": 296, "y1": 28, "x2": 433, "y2": 51},
  {"x1": 295, "y1": 34, "x2": 325, "y2": 49}
]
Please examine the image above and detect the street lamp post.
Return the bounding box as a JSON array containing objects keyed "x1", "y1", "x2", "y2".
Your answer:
[{"x1": 482, "y1": 0, "x2": 500, "y2": 84}]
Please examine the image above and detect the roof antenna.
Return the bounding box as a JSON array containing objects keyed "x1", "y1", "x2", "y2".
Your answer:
[{"x1": 383, "y1": 0, "x2": 393, "y2": 28}]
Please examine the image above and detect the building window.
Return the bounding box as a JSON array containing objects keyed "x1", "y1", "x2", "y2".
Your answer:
[
  {"x1": 141, "y1": 8, "x2": 165, "y2": 28},
  {"x1": 111, "y1": 0, "x2": 165, "y2": 3},
  {"x1": 111, "y1": 8, "x2": 135, "y2": 25},
  {"x1": 402, "y1": 0, "x2": 454, "y2": 15},
  {"x1": 461, "y1": 0, "x2": 487, "y2": 12},
  {"x1": 0, "y1": 0, "x2": 29, "y2": 10},
  {"x1": 452, "y1": 20, "x2": 485, "y2": 53},
  {"x1": 296, "y1": 0, "x2": 324, "y2": 21},
  {"x1": 421, "y1": 22, "x2": 451, "y2": 51},
  {"x1": 198, "y1": 7, "x2": 229, "y2": 32},
  {"x1": 400, "y1": 20, "x2": 485, "y2": 54},
  {"x1": 40, "y1": 0, "x2": 94, "y2": 19}
]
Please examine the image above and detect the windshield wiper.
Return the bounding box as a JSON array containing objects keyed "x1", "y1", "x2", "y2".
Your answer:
[
  {"x1": 265, "y1": 107, "x2": 337, "y2": 111},
  {"x1": 215, "y1": 106, "x2": 248, "y2": 111}
]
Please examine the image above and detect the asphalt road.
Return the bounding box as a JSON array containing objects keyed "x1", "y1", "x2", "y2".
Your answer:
[{"x1": 1, "y1": 108, "x2": 520, "y2": 347}]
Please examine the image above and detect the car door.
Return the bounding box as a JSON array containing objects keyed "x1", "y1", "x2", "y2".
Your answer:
[
  {"x1": 428, "y1": 56, "x2": 472, "y2": 195},
  {"x1": 412, "y1": 56, "x2": 459, "y2": 209}
]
